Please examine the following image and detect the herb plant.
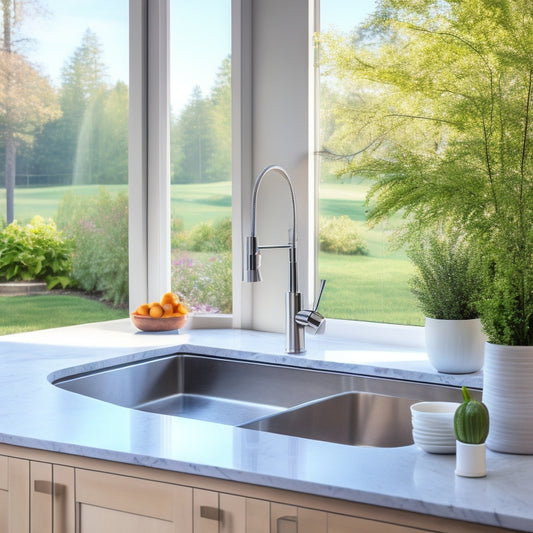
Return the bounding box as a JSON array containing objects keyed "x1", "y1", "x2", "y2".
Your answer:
[{"x1": 408, "y1": 232, "x2": 482, "y2": 321}]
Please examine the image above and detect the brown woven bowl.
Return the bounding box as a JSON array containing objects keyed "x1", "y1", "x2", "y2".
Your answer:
[{"x1": 130, "y1": 313, "x2": 188, "y2": 332}]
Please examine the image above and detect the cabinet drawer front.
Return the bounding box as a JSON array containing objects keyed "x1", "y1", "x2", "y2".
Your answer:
[
  {"x1": 76, "y1": 469, "x2": 192, "y2": 524},
  {"x1": 79, "y1": 504, "x2": 176, "y2": 533}
]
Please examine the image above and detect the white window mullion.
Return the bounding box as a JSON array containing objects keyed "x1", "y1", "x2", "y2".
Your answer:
[
  {"x1": 128, "y1": 0, "x2": 149, "y2": 310},
  {"x1": 231, "y1": 0, "x2": 253, "y2": 329},
  {"x1": 146, "y1": 0, "x2": 171, "y2": 301},
  {"x1": 129, "y1": 0, "x2": 171, "y2": 311}
]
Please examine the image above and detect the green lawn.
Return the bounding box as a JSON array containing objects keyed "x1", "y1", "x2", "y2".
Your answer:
[
  {"x1": 2, "y1": 179, "x2": 423, "y2": 329},
  {"x1": 0, "y1": 294, "x2": 129, "y2": 335},
  {"x1": 2, "y1": 182, "x2": 232, "y2": 229}
]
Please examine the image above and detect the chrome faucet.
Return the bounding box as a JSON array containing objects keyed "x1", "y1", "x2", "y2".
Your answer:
[{"x1": 245, "y1": 165, "x2": 326, "y2": 354}]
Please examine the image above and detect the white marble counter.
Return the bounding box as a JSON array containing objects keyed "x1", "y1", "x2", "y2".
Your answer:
[{"x1": 0, "y1": 319, "x2": 530, "y2": 531}]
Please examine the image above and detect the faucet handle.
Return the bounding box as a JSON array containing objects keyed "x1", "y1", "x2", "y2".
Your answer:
[
  {"x1": 295, "y1": 279, "x2": 326, "y2": 335},
  {"x1": 313, "y1": 279, "x2": 326, "y2": 312}
]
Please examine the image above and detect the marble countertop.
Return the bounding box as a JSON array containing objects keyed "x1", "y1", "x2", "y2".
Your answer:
[{"x1": 0, "y1": 319, "x2": 531, "y2": 531}]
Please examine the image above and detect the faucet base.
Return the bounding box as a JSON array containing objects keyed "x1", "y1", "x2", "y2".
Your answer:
[{"x1": 286, "y1": 292, "x2": 305, "y2": 354}]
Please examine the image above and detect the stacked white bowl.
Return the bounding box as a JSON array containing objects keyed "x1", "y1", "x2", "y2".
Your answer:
[{"x1": 410, "y1": 401, "x2": 460, "y2": 454}]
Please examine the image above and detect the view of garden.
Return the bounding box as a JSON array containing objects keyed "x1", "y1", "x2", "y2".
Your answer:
[
  {"x1": 9, "y1": 0, "x2": 526, "y2": 334},
  {"x1": 0, "y1": 0, "x2": 427, "y2": 335}
]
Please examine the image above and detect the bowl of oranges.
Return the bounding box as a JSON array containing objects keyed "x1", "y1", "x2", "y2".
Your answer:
[{"x1": 131, "y1": 292, "x2": 189, "y2": 332}]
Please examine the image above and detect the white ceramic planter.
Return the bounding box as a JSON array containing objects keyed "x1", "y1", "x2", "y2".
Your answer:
[
  {"x1": 424, "y1": 318, "x2": 485, "y2": 374},
  {"x1": 483, "y1": 343, "x2": 533, "y2": 454},
  {"x1": 455, "y1": 441, "x2": 486, "y2": 477}
]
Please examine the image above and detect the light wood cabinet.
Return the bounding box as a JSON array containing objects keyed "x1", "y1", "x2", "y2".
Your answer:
[
  {"x1": 76, "y1": 469, "x2": 192, "y2": 533},
  {"x1": 193, "y1": 488, "x2": 271, "y2": 533},
  {"x1": 0, "y1": 457, "x2": 30, "y2": 533},
  {"x1": 0, "y1": 457, "x2": 74, "y2": 533},
  {"x1": 0, "y1": 445, "x2": 518, "y2": 533}
]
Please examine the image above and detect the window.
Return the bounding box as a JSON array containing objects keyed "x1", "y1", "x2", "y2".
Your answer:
[
  {"x1": 317, "y1": 0, "x2": 422, "y2": 326},
  {"x1": 169, "y1": 0, "x2": 232, "y2": 315},
  {"x1": 1, "y1": 0, "x2": 424, "y2": 337},
  {"x1": 0, "y1": 1, "x2": 129, "y2": 334}
]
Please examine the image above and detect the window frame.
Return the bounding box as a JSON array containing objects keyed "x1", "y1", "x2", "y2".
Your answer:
[{"x1": 129, "y1": 0, "x2": 423, "y2": 347}]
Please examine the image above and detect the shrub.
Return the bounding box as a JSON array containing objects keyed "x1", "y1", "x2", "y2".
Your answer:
[
  {"x1": 56, "y1": 188, "x2": 128, "y2": 306},
  {"x1": 170, "y1": 218, "x2": 185, "y2": 249},
  {"x1": 0, "y1": 216, "x2": 72, "y2": 289},
  {"x1": 171, "y1": 217, "x2": 232, "y2": 253},
  {"x1": 171, "y1": 252, "x2": 232, "y2": 313},
  {"x1": 319, "y1": 216, "x2": 368, "y2": 255}
]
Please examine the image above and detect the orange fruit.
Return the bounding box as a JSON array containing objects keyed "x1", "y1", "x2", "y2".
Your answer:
[
  {"x1": 177, "y1": 303, "x2": 188, "y2": 315},
  {"x1": 149, "y1": 302, "x2": 164, "y2": 318},
  {"x1": 135, "y1": 303, "x2": 150, "y2": 316},
  {"x1": 162, "y1": 303, "x2": 174, "y2": 317},
  {"x1": 161, "y1": 292, "x2": 179, "y2": 307}
]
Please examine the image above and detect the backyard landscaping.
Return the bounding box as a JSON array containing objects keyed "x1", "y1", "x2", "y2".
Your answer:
[{"x1": 0, "y1": 180, "x2": 423, "y2": 334}]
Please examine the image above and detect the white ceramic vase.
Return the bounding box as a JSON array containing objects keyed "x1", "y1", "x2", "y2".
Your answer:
[
  {"x1": 455, "y1": 441, "x2": 487, "y2": 477},
  {"x1": 483, "y1": 343, "x2": 533, "y2": 454},
  {"x1": 424, "y1": 318, "x2": 485, "y2": 374}
]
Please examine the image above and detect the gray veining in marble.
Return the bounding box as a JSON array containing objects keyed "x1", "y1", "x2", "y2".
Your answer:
[{"x1": 0, "y1": 319, "x2": 530, "y2": 531}]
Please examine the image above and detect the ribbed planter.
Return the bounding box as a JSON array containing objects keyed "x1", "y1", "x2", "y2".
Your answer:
[
  {"x1": 425, "y1": 318, "x2": 485, "y2": 374},
  {"x1": 483, "y1": 343, "x2": 533, "y2": 454}
]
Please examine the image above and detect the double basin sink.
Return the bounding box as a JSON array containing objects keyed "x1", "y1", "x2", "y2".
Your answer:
[{"x1": 53, "y1": 354, "x2": 474, "y2": 448}]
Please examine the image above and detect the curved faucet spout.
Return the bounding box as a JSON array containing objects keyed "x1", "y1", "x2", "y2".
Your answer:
[
  {"x1": 247, "y1": 165, "x2": 298, "y2": 293},
  {"x1": 250, "y1": 165, "x2": 297, "y2": 249}
]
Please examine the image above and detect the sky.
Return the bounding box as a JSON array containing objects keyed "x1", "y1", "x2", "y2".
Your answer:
[{"x1": 20, "y1": 0, "x2": 375, "y2": 114}]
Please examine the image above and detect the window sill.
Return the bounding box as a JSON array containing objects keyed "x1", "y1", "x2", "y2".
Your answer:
[
  {"x1": 324, "y1": 318, "x2": 425, "y2": 350},
  {"x1": 188, "y1": 313, "x2": 424, "y2": 351}
]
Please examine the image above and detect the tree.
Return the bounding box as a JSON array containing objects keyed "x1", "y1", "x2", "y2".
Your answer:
[
  {"x1": 0, "y1": 0, "x2": 60, "y2": 222},
  {"x1": 170, "y1": 56, "x2": 232, "y2": 184},
  {"x1": 73, "y1": 81, "x2": 128, "y2": 184},
  {"x1": 57, "y1": 28, "x2": 108, "y2": 184},
  {"x1": 172, "y1": 86, "x2": 216, "y2": 183},
  {"x1": 208, "y1": 55, "x2": 231, "y2": 181},
  {"x1": 31, "y1": 29, "x2": 127, "y2": 186}
]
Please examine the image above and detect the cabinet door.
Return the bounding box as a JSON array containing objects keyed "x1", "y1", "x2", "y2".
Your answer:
[
  {"x1": 193, "y1": 489, "x2": 219, "y2": 533},
  {"x1": 30, "y1": 461, "x2": 52, "y2": 533},
  {"x1": 30, "y1": 462, "x2": 75, "y2": 533},
  {"x1": 194, "y1": 489, "x2": 270, "y2": 533},
  {"x1": 219, "y1": 492, "x2": 269, "y2": 533},
  {"x1": 328, "y1": 512, "x2": 430, "y2": 533},
  {"x1": 7, "y1": 457, "x2": 30, "y2": 533},
  {"x1": 76, "y1": 469, "x2": 192, "y2": 533},
  {"x1": 52, "y1": 465, "x2": 75, "y2": 533},
  {"x1": 271, "y1": 504, "x2": 326, "y2": 533}
]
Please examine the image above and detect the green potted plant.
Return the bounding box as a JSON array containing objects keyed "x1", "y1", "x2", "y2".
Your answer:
[
  {"x1": 408, "y1": 231, "x2": 484, "y2": 373},
  {"x1": 454, "y1": 387, "x2": 490, "y2": 478}
]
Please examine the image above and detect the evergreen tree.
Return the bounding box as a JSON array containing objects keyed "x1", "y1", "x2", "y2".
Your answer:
[
  {"x1": 171, "y1": 56, "x2": 232, "y2": 184},
  {"x1": 172, "y1": 86, "x2": 216, "y2": 183},
  {"x1": 208, "y1": 55, "x2": 231, "y2": 181},
  {"x1": 31, "y1": 28, "x2": 109, "y2": 185}
]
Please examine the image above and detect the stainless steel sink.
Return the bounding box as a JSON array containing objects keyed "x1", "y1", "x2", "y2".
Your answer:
[
  {"x1": 240, "y1": 391, "x2": 417, "y2": 447},
  {"x1": 54, "y1": 354, "x2": 330, "y2": 425},
  {"x1": 53, "y1": 353, "x2": 476, "y2": 445}
]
